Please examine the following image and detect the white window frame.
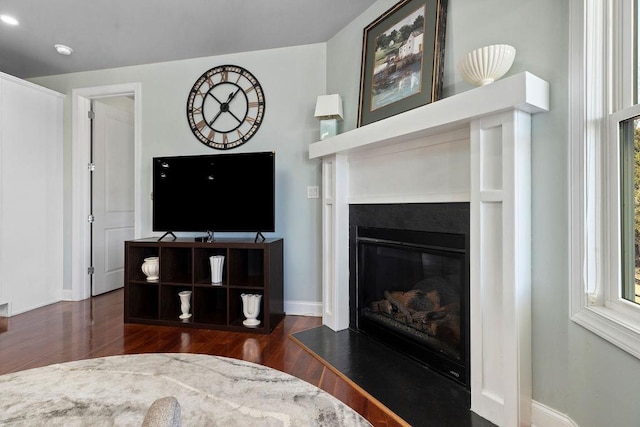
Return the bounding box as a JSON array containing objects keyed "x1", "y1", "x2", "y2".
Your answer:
[{"x1": 570, "y1": 0, "x2": 640, "y2": 358}]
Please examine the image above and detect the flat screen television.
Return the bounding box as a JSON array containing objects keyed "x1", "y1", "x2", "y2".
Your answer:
[{"x1": 152, "y1": 151, "x2": 275, "y2": 237}]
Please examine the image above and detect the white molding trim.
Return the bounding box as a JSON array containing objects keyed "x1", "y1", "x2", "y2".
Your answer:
[
  {"x1": 321, "y1": 154, "x2": 350, "y2": 331},
  {"x1": 309, "y1": 72, "x2": 549, "y2": 160},
  {"x1": 3, "y1": 297, "x2": 62, "y2": 317},
  {"x1": 569, "y1": 0, "x2": 640, "y2": 360},
  {"x1": 61, "y1": 289, "x2": 74, "y2": 301},
  {"x1": 71, "y1": 83, "x2": 142, "y2": 301},
  {"x1": 532, "y1": 400, "x2": 580, "y2": 427},
  {"x1": 572, "y1": 304, "x2": 640, "y2": 360},
  {"x1": 310, "y1": 72, "x2": 549, "y2": 427},
  {"x1": 283, "y1": 300, "x2": 322, "y2": 317}
]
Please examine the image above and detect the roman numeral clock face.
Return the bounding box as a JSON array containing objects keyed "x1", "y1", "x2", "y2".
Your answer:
[{"x1": 186, "y1": 65, "x2": 265, "y2": 149}]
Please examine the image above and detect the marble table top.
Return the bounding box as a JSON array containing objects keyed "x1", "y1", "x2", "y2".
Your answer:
[{"x1": 0, "y1": 353, "x2": 371, "y2": 426}]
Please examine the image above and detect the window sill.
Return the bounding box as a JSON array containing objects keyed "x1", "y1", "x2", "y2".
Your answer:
[{"x1": 571, "y1": 303, "x2": 640, "y2": 359}]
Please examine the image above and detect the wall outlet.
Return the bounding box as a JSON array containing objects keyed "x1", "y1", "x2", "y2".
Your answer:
[{"x1": 307, "y1": 186, "x2": 320, "y2": 199}]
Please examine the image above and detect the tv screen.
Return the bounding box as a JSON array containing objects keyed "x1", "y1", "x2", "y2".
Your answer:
[{"x1": 152, "y1": 151, "x2": 275, "y2": 233}]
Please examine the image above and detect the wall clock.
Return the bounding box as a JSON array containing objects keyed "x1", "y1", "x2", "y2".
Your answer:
[{"x1": 186, "y1": 65, "x2": 266, "y2": 150}]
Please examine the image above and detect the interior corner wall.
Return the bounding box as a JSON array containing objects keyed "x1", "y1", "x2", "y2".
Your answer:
[
  {"x1": 29, "y1": 43, "x2": 327, "y2": 308},
  {"x1": 326, "y1": 0, "x2": 640, "y2": 426}
]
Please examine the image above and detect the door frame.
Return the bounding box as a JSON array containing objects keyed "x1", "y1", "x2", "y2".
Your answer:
[{"x1": 70, "y1": 83, "x2": 142, "y2": 301}]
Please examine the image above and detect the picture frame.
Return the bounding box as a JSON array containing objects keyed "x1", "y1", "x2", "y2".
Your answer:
[{"x1": 357, "y1": 0, "x2": 448, "y2": 127}]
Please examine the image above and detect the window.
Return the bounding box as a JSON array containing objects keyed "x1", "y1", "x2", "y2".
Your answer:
[
  {"x1": 570, "y1": 0, "x2": 640, "y2": 358},
  {"x1": 620, "y1": 115, "x2": 640, "y2": 305}
]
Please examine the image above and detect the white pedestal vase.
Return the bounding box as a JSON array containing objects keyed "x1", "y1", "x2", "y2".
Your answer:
[
  {"x1": 178, "y1": 291, "x2": 192, "y2": 320},
  {"x1": 209, "y1": 255, "x2": 224, "y2": 285},
  {"x1": 241, "y1": 293, "x2": 262, "y2": 327},
  {"x1": 141, "y1": 257, "x2": 159, "y2": 281}
]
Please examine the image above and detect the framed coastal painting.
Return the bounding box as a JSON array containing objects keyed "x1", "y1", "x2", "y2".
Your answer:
[{"x1": 357, "y1": 0, "x2": 448, "y2": 127}]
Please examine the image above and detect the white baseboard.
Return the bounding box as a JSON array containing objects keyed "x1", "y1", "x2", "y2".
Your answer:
[
  {"x1": 5, "y1": 297, "x2": 62, "y2": 317},
  {"x1": 61, "y1": 289, "x2": 76, "y2": 301},
  {"x1": 532, "y1": 400, "x2": 579, "y2": 427},
  {"x1": 0, "y1": 302, "x2": 8, "y2": 317},
  {"x1": 284, "y1": 300, "x2": 322, "y2": 317}
]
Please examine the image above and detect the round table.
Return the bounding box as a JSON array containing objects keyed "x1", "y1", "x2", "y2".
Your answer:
[{"x1": 0, "y1": 353, "x2": 371, "y2": 426}]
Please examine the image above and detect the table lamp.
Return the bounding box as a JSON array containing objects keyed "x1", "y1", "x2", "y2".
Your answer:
[{"x1": 314, "y1": 94, "x2": 343, "y2": 140}]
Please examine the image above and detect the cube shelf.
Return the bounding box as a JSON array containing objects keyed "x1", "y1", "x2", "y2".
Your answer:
[{"x1": 124, "y1": 237, "x2": 284, "y2": 333}]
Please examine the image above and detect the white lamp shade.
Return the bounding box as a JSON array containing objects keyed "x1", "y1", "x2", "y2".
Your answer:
[{"x1": 314, "y1": 94, "x2": 343, "y2": 120}]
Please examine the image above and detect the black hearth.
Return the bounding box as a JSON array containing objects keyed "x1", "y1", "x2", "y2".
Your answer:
[{"x1": 349, "y1": 203, "x2": 470, "y2": 388}]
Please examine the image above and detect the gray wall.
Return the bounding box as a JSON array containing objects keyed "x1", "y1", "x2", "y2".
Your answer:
[
  {"x1": 31, "y1": 43, "x2": 326, "y2": 306},
  {"x1": 326, "y1": 0, "x2": 640, "y2": 425}
]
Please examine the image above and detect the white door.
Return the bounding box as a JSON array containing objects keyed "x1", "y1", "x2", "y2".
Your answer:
[{"x1": 92, "y1": 99, "x2": 135, "y2": 296}]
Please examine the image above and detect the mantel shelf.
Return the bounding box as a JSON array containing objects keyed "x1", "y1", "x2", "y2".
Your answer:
[{"x1": 309, "y1": 71, "x2": 549, "y2": 159}]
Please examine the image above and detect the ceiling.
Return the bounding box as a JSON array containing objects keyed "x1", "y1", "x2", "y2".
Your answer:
[{"x1": 0, "y1": 0, "x2": 375, "y2": 79}]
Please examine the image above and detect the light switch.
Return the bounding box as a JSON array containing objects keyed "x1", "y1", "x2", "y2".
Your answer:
[{"x1": 307, "y1": 186, "x2": 319, "y2": 199}]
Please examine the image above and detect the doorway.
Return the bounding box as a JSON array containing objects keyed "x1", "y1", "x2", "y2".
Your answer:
[{"x1": 70, "y1": 83, "x2": 142, "y2": 301}]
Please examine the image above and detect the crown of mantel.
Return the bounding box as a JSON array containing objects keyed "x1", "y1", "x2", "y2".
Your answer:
[{"x1": 309, "y1": 71, "x2": 549, "y2": 160}]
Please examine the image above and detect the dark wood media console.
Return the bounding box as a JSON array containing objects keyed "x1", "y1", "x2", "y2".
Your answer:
[{"x1": 124, "y1": 238, "x2": 284, "y2": 334}]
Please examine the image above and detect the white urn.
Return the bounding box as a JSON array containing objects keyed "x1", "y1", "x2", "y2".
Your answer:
[
  {"x1": 141, "y1": 257, "x2": 159, "y2": 281},
  {"x1": 241, "y1": 293, "x2": 262, "y2": 327},
  {"x1": 178, "y1": 290, "x2": 192, "y2": 320}
]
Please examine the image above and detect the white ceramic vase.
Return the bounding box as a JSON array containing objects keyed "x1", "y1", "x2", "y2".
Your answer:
[
  {"x1": 141, "y1": 257, "x2": 159, "y2": 281},
  {"x1": 209, "y1": 255, "x2": 225, "y2": 284},
  {"x1": 457, "y1": 44, "x2": 516, "y2": 86},
  {"x1": 178, "y1": 290, "x2": 192, "y2": 320},
  {"x1": 241, "y1": 293, "x2": 262, "y2": 327}
]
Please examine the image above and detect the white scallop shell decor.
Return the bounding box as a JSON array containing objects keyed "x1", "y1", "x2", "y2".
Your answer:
[{"x1": 457, "y1": 44, "x2": 516, "y2": 86}]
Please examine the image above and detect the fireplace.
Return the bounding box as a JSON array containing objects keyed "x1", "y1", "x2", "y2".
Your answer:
[
  {"x1": 311, "y1": 73, "x2": 548, "y2": 426},
  {"x1": 349, "y1": 203, "x2": 470, "y2": 387}
]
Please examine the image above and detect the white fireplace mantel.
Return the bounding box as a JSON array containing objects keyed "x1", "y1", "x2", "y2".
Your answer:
[{"x1": 309, "y1": 72, "x2": 549, "y2": 427}]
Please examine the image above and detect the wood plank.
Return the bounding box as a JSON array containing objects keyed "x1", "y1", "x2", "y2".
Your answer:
[{"x1": 0, "y1": 289, "x2": 404, "y2": 426}]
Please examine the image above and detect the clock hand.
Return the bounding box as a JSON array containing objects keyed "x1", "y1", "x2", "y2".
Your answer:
[
  {"x1": 220, "y1": 90, "x2": 239, "y2": 109},
  {"x1": 209, "y1": 110, "x2": 223, "y2": 126},
  {"x1": 209, "y1": 92, "x2": 236, "y2": 125},
  {"x1": 227, "y1": 88, "x2": 241, "y2": 102},
  {"x1": 207, "y1": 89, "x2": 243, "y2": 126},
  {"x1": 211, "y1": 91, "x2": 238, "y2": 116},
  {"x1": 219, "y1": 89, "x2": 243, "y2": 123}
]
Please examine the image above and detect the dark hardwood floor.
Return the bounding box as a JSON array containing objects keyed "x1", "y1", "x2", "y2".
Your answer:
[{"x1": 0, "y1": 289, "x2": 406, "y2": 427}]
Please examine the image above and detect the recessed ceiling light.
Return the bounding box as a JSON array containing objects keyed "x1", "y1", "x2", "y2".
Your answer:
[
  {"x1": 54, "y1": 44, "x2": 74, "y2": 56},
  {"x1": 0, "y1": 14, "x2": 19, "y2": 26}
]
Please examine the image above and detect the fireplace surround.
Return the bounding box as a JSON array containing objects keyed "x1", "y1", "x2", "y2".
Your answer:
[
  {"x1": 350, "y1": 204, "x2": 470, "y2": 386},
  {"x1": 309, "y1": 72, "x2": 549, "y2": 426}
]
